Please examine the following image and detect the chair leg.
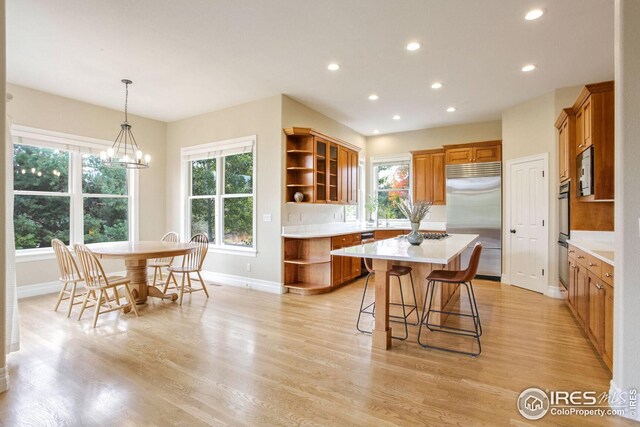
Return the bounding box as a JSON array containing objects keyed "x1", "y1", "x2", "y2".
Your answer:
[
  {"x1": 78, "y1": 290, "x2": 90, "y2": 321},
  {"x1": 356, "y1": 273, "x2": 373, "y2": 334},
  {"x1": 92, "y1": 289, "x2": 104, "y2": 328},
  {"x1": 163, "y1": 271, "x2": 174, "y2": 294},
  {"x1": 468, "y1": 281, "x2": 483, "y2": 336},
  {"x1": 66, "y1": 282, "x2": 78, "y2": 318},
  {"x1": 197, "y1": 271, "x2": 209, "y2": 298},
  {"x1": 178, "y1": 273, "x2": 186, "y2": 306},
  {"x1": 54, "y1": 281, "x2": 68, "y2": 311},
  {"x1": 417, "y1": 280, "x2": 434, "y2": 347},
  {"x1": 113, "y1": 286, "x2": 121, "y2": 307},
  {"x1": 394, "y1": 275, "x2": 409, "y2": 340},
  {"x1": 408, "y1": 273, "x2": 420, "y2": 326},
  {"x1": 152, "y1": 267, "x2": 158, "y2": 288},
  {"x1": 123, "y1": 285, "x2": 139, "y2": 317}
]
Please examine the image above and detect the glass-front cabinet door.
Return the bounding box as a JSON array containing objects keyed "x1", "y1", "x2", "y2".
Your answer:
[
  {"x1": 315, "y1": 138, "x2": 327, "y2": 202},
  {"x1": 328, "y1": 144, "x2": 338, "y2": 202}
]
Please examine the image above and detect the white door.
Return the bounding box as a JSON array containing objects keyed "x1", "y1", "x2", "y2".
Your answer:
[{"x1": 509, "y1": 156, "x2": 548, "y2": 293}]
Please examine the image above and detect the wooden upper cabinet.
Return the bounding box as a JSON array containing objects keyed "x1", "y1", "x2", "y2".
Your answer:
[
  {"x1": 348, "y1": 150, "x2": 358, "y2": 205},
  {"x1": 555, "y1": 108, "x2": 574, "y2": 183},
  {"x1": 572, "y1": 81, "x2": 615, "y2": 201},
  {"x1": 284, "y1": 127, "x2": 360, "y2": 205},
  {"x1": 412, "y1": 149, "x2": 445, "y2": 205},
  {"x1": 337, "y1": 146, "x2": 349, "y2": 204},
  {"x1": 444, "y1": 141, "x2": 502, "y2": 165}
]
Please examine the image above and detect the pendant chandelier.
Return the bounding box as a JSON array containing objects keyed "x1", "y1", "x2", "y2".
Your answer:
[{"x1": 100, "y1": 79, "x2": 150, "y2": 169}]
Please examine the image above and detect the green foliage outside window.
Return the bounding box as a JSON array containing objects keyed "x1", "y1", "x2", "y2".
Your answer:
[{"x1": 375, "y1": 163, "x2": 410, "y2": 219}]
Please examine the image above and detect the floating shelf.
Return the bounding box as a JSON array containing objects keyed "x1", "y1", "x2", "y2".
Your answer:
[
  {"x1": 287, "y1": 149, "x2": 313, "y2": 154},
  {"x1": 286, "y1": 184, "x2": 314, "y2": 187},
  {"x1": 287, "y1": 167, "x2": 314, "y2": 171},
  {"x1": 284, "y1": 258, "x2": 331, "y2": 265}
]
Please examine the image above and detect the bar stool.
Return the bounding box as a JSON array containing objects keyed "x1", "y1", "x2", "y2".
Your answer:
[
  {"x1": 418, "y1": 242, "x2": 483, "y2": 356},
  {"x1": 356, "y1": 258, "x2": 420, "y2": 340}
]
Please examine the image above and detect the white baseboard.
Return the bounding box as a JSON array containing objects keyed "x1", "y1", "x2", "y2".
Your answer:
[
  {"x1": 200, "y1": 271, "x2": 285, "y2": 294},
  {"x1": 501, "y1": 274, "x2": 511, "y2": 285},
  {"x1": 0, "y1": 366, "x2": 9, "y2": 393},
  {"x1": 17, "y1": 270, "x2": 127, "y2": 299},
  {"x1": 610, "y1": 380, "x2": 640, "y2": 421},
  {"x1": 545, "y1": 285, "x2": 564, "y2": 299}
]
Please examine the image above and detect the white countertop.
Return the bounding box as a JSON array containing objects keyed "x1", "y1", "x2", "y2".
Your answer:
[
  {"x1": 330, "y1": 233, "x2": 478, "y2": 265},
  {"x1": 567, "y1": 230, "x2": 615, "y2": 266},
  {"x1": 281, "y1": 221, "x2": 447, "y2": 238}
]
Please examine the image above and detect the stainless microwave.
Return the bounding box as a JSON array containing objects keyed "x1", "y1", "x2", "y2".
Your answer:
[{"x1": 578, "y1": 146, "x2": 594, "y2": 197}]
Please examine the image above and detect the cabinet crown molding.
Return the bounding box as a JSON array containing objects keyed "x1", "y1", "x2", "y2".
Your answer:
[
  {"x1": 283, "y1": 127, "x2": 361, "y2": 152},
  {"x1": 572, "y1": 80, "x2": 614, "y2": 111},
  {"x1": 555, "y1": 108, "x2": 576, "y2": 129},
  {"x1": 442, "y1": 140, "x2": 502, "y2": 150}
]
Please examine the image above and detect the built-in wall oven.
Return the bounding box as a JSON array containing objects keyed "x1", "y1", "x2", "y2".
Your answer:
[
  {"x1": 558, "y1": 181, "x2": 570, "y2": 289},
  {"x1": 578, "y1": 146, "x2": 594, "y2": 197}
]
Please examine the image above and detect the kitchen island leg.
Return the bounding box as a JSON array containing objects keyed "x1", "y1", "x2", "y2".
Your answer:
[{"x1": 372, "y1": 258, "x2": 393, "y2": 349}]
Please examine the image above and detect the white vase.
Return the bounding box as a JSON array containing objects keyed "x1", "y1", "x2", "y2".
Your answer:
[{"x1": 294, "y1": 192, "x2": 304, "y2": 203}]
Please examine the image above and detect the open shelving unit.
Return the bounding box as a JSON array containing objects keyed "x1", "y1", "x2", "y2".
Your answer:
[
  {"x1": 283, "y1": 237, "x2": 332, "y2": 295},
  {"x1": 285, "y1": 133, "x2": 315, "y2": 203}
]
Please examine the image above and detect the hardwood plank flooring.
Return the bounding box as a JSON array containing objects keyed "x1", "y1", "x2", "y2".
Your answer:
[{"x1": 0, "y1": 279, "x2": 634, "y2": 426}]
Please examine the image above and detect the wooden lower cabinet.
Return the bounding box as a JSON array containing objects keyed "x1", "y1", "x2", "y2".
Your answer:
[
  {"x1": 331, "y1": 233, "x2": 363, "y2": 287},
  {"x1": 566, "y1": 244, "x2": 614, "y2": 371}
]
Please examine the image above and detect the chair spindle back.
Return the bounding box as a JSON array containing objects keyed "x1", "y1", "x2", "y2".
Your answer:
[
  {"x1": 183, "y1": 233, "x2": 209, "y2": 271},
  {"x1": 155, "y1": 232, "x2": 179, "y2": 264},
  {"x1": 52, "y1": 239, "x2": 82, "y2": 282},
  {"x1": 74, "y1": 244, "x2": 110, "y2": 290}
]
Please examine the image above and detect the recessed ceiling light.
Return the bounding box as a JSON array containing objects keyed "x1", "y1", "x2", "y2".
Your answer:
[
  {"x1": 406, "y1": 42, "x2": 421, "y2": 51},
  {"x1": 327, "y1": 63, "x2": 340, "y2": 71},
  {"x1": 525, "y1": 9, "x2": 545, "y2": 20},
  {"x1": 392, "y1": 115, "x2": 401, "y2": 120},
  {"x1": 521, "y1": 64, "x2": 536, "y2": 72},
  {"x1": 368, "y1": 94, "x2": 379, "y2": 101},
  {"x1": 446, "y1": 107, "x2": 456, "y2": 112},
  {"x1": 372, "y1": 130, "x2": 380, "y2": 134},
  {"x1": 431, "y1": 82, "x2": 443, "y2": 89}
]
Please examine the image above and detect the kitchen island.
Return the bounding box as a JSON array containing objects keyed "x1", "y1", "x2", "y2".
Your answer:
[{"x1": 330, "y1": 233, "x2": 478, "y2": 350}]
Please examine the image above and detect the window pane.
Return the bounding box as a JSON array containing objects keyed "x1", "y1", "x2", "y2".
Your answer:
[
  {"x1": 345, "y1": 205, "x2": 358, "y2": 222},
  {"x1": 192, "y1": 159, "x2": 217, "y2": 196},
  {"x1": 83, "y1": 197, "x2": 129, "y2": 243},
  {"x1": 191, "y1": 198, "x2": 215, "y2": 243},
  {"x1": 225, "y1": 153, "x2": 253, "y2": 194},
  {"x1": 224, "y1": 197, "x2": 253, "y2": 247},
  {"x1": 82, "y1": 155, "x2": 127, "y2": 195},
  {"x1": 377, "y1": 190, "x2": 409, "y2": 220},
  {"x1": 14, "y1": 195, "x2": 70, "y2": 249},
  {"x1": 376, "y1": 163, "x2": 409, "y2": 190},
  {"x1": 14, "y1": 144, "x2": 69, "y2": 192}
]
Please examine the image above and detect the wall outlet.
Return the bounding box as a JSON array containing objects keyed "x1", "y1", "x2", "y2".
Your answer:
[
  {"x1": 263, "y1": 213, "x2": 272, "y2": 222},
  {"x1": 246, "y1": 263, "x2": 251, "y2": 272}
]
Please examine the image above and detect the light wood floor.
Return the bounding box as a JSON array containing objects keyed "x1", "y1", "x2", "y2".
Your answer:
[{"x1": 0, "y1": 278, "x2": 634, "y2": 426}]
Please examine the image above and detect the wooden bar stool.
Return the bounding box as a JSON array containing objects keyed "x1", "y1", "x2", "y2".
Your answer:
[
  {"x1": 356, "y1": 258, "x2": 420, "y2": 340},
  {"x1": 418, "y1": 242, "x2": 483, "y2": 356}
]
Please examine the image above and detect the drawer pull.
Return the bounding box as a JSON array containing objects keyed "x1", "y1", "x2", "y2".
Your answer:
[
  {"x1": 595, "y1": 283, "x2": 603, "y2": 290},
  {"x1": 605, "y1": 273, "x2": 612, "y2": 278},
  {"x1": 588, "y1": 262, "x2": 594, "y2": 267},
  {"x1": 568, "y1": 250, "x2": 575, "y2": 253},
  {"x1": 577, "y1": 255, "x2": 585, "y2": 259}
]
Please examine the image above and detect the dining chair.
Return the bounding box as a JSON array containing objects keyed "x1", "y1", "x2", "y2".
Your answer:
[
  {"x1": 164, "y1": 233, "x2": 209, "y2": 305},
  {"x1": 149, "y1": 232, "x2": 179, "y2": 289},
  {"x1": 74, "y1": 244, "x2": 139, "y2": 328},
  {"x1": 52, "y1": 239, "x2": 86, "y2": 318}
]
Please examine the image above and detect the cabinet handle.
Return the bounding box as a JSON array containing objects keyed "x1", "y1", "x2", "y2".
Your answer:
[
  {"x1": 605, "y1": 273, "x2": 612, "y2": 278},
  {"x1": 595, "y1": 283, "x2": 603, "y2": 290},
  {"x1": 578, "y1": 143, "x2": 584, "y2": 148},
  {"x1": 570, "y1": 265, "x2": 577, "y2": 269},
  {"x1": 568, "y1": 250, "x2": 575, "y2": 253},
  {"x1": 588, "y1": 262, "x2": 594, "y2": 267},
  {"x1": 577, "y1": 255, "x2": 585, "y2": 259}
]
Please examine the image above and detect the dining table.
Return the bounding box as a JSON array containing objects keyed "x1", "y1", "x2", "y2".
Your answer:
[{"x1": 87, "y1": 241, "x2": 197, "y2": 304}]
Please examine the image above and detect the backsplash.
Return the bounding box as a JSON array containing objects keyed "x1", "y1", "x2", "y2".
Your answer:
[{"x1": 283, "y1": 203, "x2": 448, "y2": 225}]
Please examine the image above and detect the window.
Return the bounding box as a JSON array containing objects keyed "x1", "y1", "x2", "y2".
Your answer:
[
  {"x1": 185, "y1": 137, "x2": 255, "y2": 252},
  {"x1": 12, "y1": 127, "x2": 136, "y2": 254},
  {"x1": 372, "y1": 159, "x2": 410, "y2": 220}
]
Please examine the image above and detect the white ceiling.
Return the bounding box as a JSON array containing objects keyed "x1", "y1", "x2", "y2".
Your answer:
[{"x1": 7, "y1": 0, "x2": 614, "y2": 135}]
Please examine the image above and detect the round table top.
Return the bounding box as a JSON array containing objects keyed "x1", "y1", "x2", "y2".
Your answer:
[{"x1": 87, "y1": 241, "x2": 197, "y2": 259}]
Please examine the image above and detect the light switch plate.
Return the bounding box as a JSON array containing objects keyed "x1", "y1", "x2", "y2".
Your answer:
[{"x1": 263, "y1": 214, "x2": 272, "y2": 222}]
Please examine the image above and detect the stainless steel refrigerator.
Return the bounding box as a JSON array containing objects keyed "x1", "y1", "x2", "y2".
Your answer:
[{"x1": 446, "y1": 162, "x2": 502, "y2": 279}]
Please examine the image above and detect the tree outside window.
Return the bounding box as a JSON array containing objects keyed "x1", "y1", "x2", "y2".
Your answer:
[{"x1": 374, "y1": 162, "x2": 410, "y2": 219}]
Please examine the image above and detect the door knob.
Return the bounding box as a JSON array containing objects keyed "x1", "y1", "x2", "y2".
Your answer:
[{"x1": 510, "y1": 229, "x2": 516, "y2": 234}]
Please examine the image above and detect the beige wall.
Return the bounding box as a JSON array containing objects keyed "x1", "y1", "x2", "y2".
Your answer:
[
  {"x1": 1, "y1": 0, "x2": 8, "y2": 391},
  {"x1": 166, "y1": 95, "x2": 283, "y2": 287},
  {"x1": 501, "y1": 86, "x2": 582, "y2": 294},
  {"x1": 281, "y1": 95, "x2": 366, "y2": 225},
  {"x1": 7, "y1": 84, "x2": 168, "y2": 287},
  {"x1": 614, "y1": 0, "x2": 640, "y2": 414}
]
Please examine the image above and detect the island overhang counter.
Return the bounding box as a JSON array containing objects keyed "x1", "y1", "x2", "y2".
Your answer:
[{"x1": 330, "y1": 233, "x2": 479, "y2": 350}]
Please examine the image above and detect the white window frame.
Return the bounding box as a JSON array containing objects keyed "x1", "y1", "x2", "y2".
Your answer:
[
  {"x1": 181, "y1": 135, "x2": 257, "y2": 256},
  {"x1": 13, "y1": 126, "x2": 139, "y2": 262},
  {"x1": 370, "y1": 154, "x2": 412, "y2": 223}
]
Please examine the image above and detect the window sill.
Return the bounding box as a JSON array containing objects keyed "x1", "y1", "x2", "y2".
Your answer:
[
  {"x1": 207, "y1": 245, "x2": 257, "y2": 257},
  {"x1": 16, "y1": 248, "x2": 56, "y2": 263}
]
